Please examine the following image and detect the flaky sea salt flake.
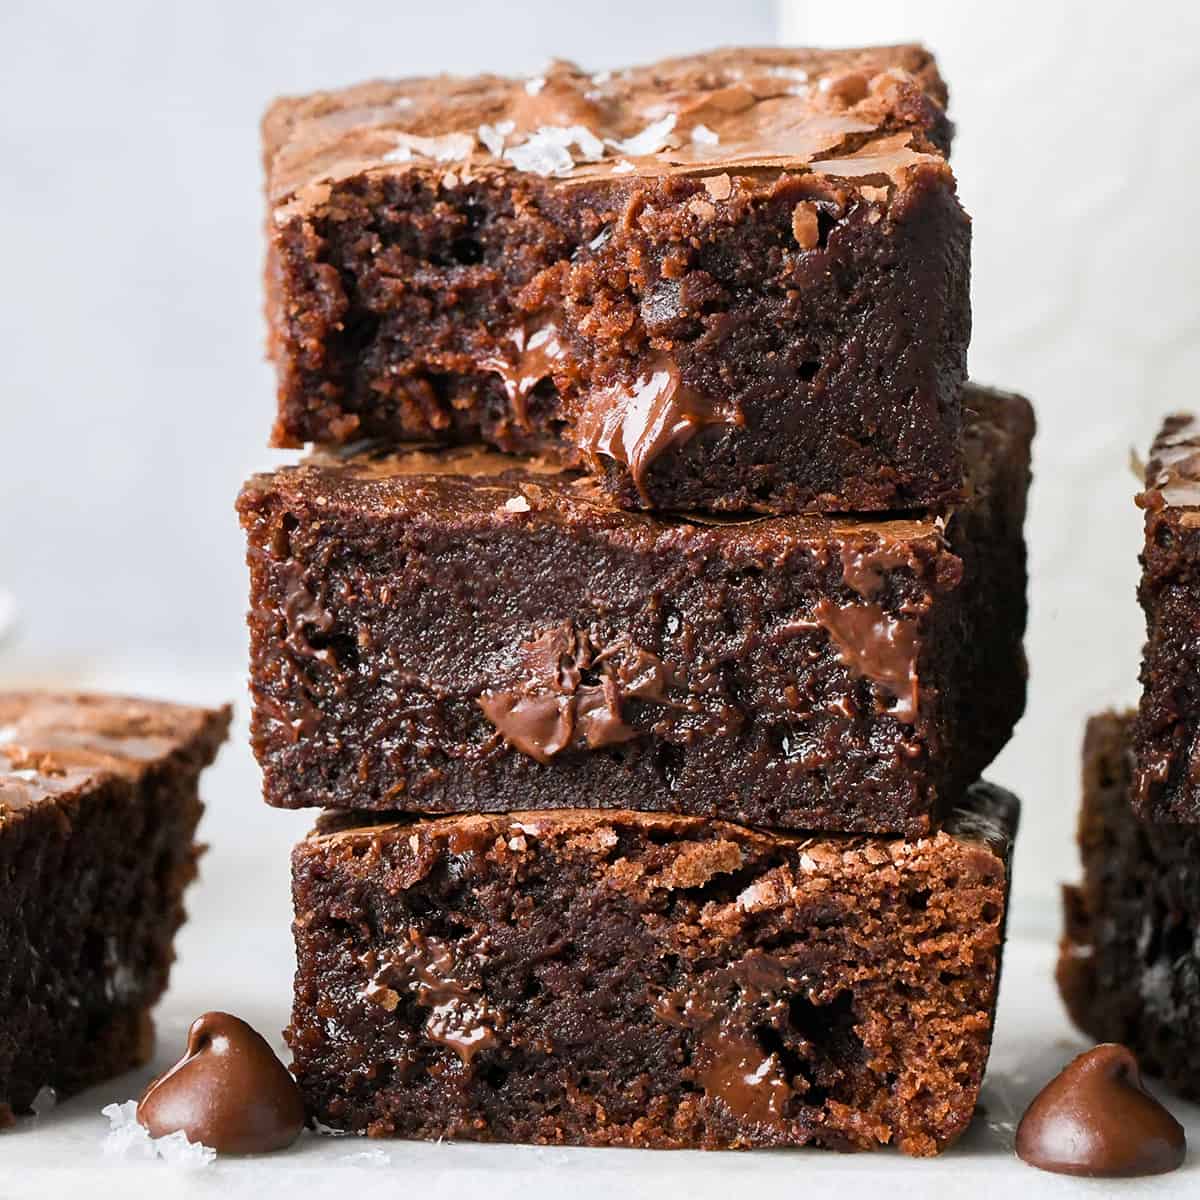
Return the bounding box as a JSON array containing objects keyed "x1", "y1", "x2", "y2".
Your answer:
[
  {"x1": 607, "y1": 113, "x2": 677, "y2": 157},
  {"x1": 525, "y1": 76, "x2": 546, "y2": 96},
  {"x1": 504, "y1": 125, "x2": 606, "y2": 177},
  {"x1": 691, "y1": 123, "x2": 720, "y2": 146},
  {"x1": 478, "y1": 119, "x2": 515, "y2": 156},
  {"x1": 102, "y1": 1100, "x2": 216, "y2": 1169},
  {"x1": 388, "y1": 131, "x2": 475, "y2": 164},
  {"x1": 611, "y1": 159, "x2": 636, "y2": 175}
]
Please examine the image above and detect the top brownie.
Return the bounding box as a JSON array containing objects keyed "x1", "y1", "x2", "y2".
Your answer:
[
  {"x1": 1132, "y1": 415, "x2": 1200, "y2": 822},
  {"x1": 263, "y1": 45, "x2": 969, "y2": 514}
]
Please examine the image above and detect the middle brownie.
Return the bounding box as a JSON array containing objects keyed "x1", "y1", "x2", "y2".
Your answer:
[{"x1": 240, "y1": 383, "x2": 1031, "y2": 832}]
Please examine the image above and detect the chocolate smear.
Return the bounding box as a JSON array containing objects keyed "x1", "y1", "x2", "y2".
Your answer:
[
  {"x1": 1015, "y1": 1043, "x2": 1185, "y2": 1177},
  {"x1": 656, "y1": 951, "x2": 798, "y2": 1131},
  {"x1": 480, "y1": 317, "x2": 568, "y2": 431},
  {"x1": 137, "y1": 1012, "x2": 305, "y2": 1155},
  {"x1": 362, "y1": 932, "x2": 501, "y2": 1065},
  {"x1": 573, "y1": 354, "x2": 741, "y2": 500},
  {"x1": 813, "y1": 599, "x2": 919, "y2": 723},
  {"x1": 479, "y1": 624, "x2": 672, "y2": 761}
]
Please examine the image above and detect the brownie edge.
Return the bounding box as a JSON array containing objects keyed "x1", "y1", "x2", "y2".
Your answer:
[
  {"x1": 1132, "y1": 412, "x2": 1200, "y2": 823},
  {"x1": 1060, "y1": 711, "x2": 1200, "y2": 1100},
  {"x1": 288, "y1": 783, "x2": 1017, "y2": 1155}
]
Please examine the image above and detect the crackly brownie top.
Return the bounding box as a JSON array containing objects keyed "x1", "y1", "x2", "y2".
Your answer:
[
  {"x1": 265, "y1": 45, "x2": 951, "y2": 220},
  {"x1": 309, "y1": 781, "x2": 1017, "y2": 861},
  {"x1": 1140, "y1": 413, "x2": 1200, "y2": 511},
  {"x1": 0, "y1": 692, "x2": 231, "y2": 820}
]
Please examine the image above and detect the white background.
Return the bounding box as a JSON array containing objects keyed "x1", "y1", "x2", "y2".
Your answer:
[{"x1": 2, "y1": 0, "x2": 1199, "y2": 1022}]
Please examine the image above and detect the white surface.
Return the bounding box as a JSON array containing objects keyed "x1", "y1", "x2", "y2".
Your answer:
[{"x1": 2, "y1": 701, "x2": 1198, "y2": 1198}]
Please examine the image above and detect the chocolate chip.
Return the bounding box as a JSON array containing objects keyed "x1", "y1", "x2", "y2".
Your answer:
[
  {"x1": 1015, "y1": 1043, "x2": 1185, "y2": 1177},
  {"x1": 137, "y1": 1012, "x2": 305, "y2": 1155}
]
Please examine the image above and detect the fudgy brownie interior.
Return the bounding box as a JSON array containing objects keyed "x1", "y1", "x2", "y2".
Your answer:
[
  {"x1": 1061, "y1": 710, "x2": 1200, "y2": 1100},
  {"x1": 290, "y1": 784, "x2": 1016, "y2": 1154}
]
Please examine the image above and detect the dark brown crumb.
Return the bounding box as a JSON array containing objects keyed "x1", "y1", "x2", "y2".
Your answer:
[{"x1": 289, "y1": 785, "x2": 1017, "y2": 1154}]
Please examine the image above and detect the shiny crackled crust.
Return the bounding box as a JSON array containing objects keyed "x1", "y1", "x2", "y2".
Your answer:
[
  {"x1": 288, "y1": 784, "x2": 1016, "y2": 1154},
  {"x1": 262, "y1": 46, "x2": 969, "y2": 515},
  {"x1": 0, "y1": 693, "x2": 230, "y2": 1118},
  {"x1": 1132, "y1": 414, "x2": 1200, "y2": 822},
  {"x1": 1059, "y1": 711, "x2": 1200, "y2": 1100},
  {"x1": 239, "y1": 385, "x2": 1031, "y2": 832}
]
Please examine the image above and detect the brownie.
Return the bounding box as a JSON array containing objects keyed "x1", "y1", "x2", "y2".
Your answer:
[
  {"x1": 263, "y1": 46, "x2": 970, "y2": 514},
  {"x1": 1059, "y1": 711, "x2": 1200, "y2": 1100},
  {"x1": 239, "y1": 384, "x2": 1031, "y2": 833},
  {"x1": 0, "y1": 692, "x2": 230, "y2": 1125},
  {"x1": 1132, "y1": 413, "x2": 1200, "y2": 822},
  {"x1": 289, "y1": 783, "x2": 1016, "y2": 1154}
]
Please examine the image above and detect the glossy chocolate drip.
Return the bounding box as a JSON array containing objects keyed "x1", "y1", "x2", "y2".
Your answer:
[
  {"x1": 573, "y1": 355, "x2": 741, "y2": 500},
  {"x1": 362, "y1": 933, "x2": 500, "y2": 1065},
  {"x1": 479, "y1": 318, "x2": 568, "y2": 430},
  {"x1": 813, "y1": 599, "x2": 919, "y2": 723},
  {"x1": 136, "y1": 1013, "x2": 305, "y2": 1155},
  {"x1": 477, "y1": 691, "x2": 576, "y2": 762},
  {"x1": 656, "y1": 951, "x2": 797, "y2": 1130},
  {"x1": 1015, "y1": 1044, "x2": 1185, "y2": 1177},
  {"x1": 479, "y1": 624, "x2": 672, "y2": 761}
]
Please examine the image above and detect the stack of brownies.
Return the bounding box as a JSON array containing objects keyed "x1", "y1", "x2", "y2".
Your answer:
[
  {"x1": 1060, "y1": 417, "x2": 1200, "y2": 1098},
  {"x1": 242, "y1": 44, "x2": 1034, "y2": 1155}
]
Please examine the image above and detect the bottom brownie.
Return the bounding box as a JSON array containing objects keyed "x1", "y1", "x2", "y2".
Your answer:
[
  {"x1": 288, "y1": 785, "x2": 1017, "y2": 1155},
  {"x1": 0, "y1": 692, "x2": 230, "y2": 1121},
  {"x1": 1060, "y1": 711, "x2": 1200, "y2": 1100}
]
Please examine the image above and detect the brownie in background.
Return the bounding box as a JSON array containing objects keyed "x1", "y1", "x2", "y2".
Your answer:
[
  {"x1": 263, "y1": 46, "x2": 970, "y2": 515},
  {"x1": 239, "y1": 385, "x2": 1031, "y2": 834},
  {"x1": 0, "y1": 693, "x2": 229, "y2": 1124},
  {"x1": 289, "y1": 784, "x2": 1016, "y2": 1154},
  {"x1": 1060, "y1": 711, "x2": 1200, "y2": 1100},
  {"x1": 1133, "y1": 413, "x2": 1200, "y2": 823}
]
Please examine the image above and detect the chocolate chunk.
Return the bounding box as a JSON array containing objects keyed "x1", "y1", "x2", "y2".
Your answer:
[
  {"x1": 1015, "y1": 1044, "x2": 1185, "y2": 1177},
  {"x1": 572, "y1": 354, "x2": 742, "y2": 500},
  {"x1": 137, "y1": 1013, "x2": 305, "y2": 1155}
]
